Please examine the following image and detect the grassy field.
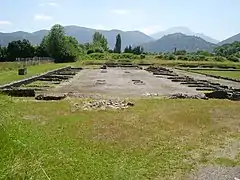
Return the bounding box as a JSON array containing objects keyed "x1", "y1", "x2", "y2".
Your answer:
[
  {"x1": 1, "y1": 96, "x2": 240, "y2": 179},
  {"x1": 191, "y1": 70, "x2": 240, "y2": 79},
  {"x1": 0, "y1": 63, "x2": 68, "y2": 85},
  {"x1": 78, "y1": 58, "x2": 240, "y2": 69},
  {"x1": 0, "y1": 59, "x2": 240, "y2": 85}
]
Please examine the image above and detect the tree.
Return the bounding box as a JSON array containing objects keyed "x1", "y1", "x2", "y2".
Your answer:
[
  {"x1": 45, "y1": 24, "x2": 66, "y2": 61},
  {"x1": 124, "y1": 45, "x2": 133, "y2": 53},
  {"x1": 21, "y1": 39, "x2": 35, "y2": 58},
  {"x1": 7, "y1": 39, "x2": 34, "y2": 61},
  {"x1": 174, "y1": 50, "x2": 187, "y2": 55},
  {"x1": 132, "y1": 46, "x2": 144, "y2": 55},
  {"x1": 124, "y1": 46, "x2": 129, "y2": 53},
  {"x1": 35, "y1": 36, "x2": 50, "y2": 57},
  {"x1": 114, "y1": 34, "x2": 121, "y2": 53},
  {"x1": 0, "y1": 46, "x2": 7, "y2": 61},
  {"x1": 92, "y1": 32, "x2": 108, "y2": 51},
  {"x1": 129, "y1": 45, "x2": 132, "y2": 53},
  {"x1": 7, "y1": 40, "x2": 22, "y2": 60},
  {"x1": 61, "y1": 36, "x2": 79, "y2": 62},
  {"x1": 214, "y1": 41, "x2": 240, "y2": 57},
  {"x1": 44, "y1": 24, "x2": 79, "y2": 62}
]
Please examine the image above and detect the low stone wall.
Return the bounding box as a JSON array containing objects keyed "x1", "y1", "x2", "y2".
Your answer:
[
  {"x1": 146, "y1": 66, "x2": 240, "y2": 101},
  {"x1": 1, "y1": 89, "x2": 35, "y2": 97},
  {"x1": 0, "y1": 66, "x2": 71, "y2": 90}
]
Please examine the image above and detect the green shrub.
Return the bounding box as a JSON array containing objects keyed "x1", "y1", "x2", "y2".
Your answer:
[
  {"x1": 213, "y1": 56, "x2": 227, "y2": 62},
  {"x1": 164, "y1": 54, "x2": 176, "y2": 60},
  {"x1": 228, "y1": 55, "x2": 239, "y2": 62},
  {"x1": 94, "y1": 48, "x2": 104, "y2": 53},
  {"x1": 198, "y1": 55, "x2": 206, "y2": 61},
  {"x1": 89, "y1": 53, "x2": 106, "y2": 60},
  {"x1": 87, "y1": 49, "x2": 94, "y2": 54},
  {"x1": 112, "y1": 53, "x2": 137, "y2": 60},
  {"x1": 140, "y1": 54, "x2": 146, "y2": 59},
  {"x1": 177, "y1": 55, "x2": 185, "y2": 60},
  {"x1": 118, "y1": 59, "x2": 132, "y2": 63},
  {"x1": 155, "y1": 54, "x2": 163, "y2": 59},
  {"x1": 108, "y1": 49, "x2": 114, "y2": 53}
]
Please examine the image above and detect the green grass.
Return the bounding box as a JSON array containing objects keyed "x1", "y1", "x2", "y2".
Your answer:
[
  {"x1": 1, "y1": 96, "x2": 240, "y2": 179},
  {"x1": 23, "y1": 81, "x2": 56, "y2": 88},
  {"x1": 0, "y1": 63, "x2": 68, "y2": 85},
  {"x1": 76, "y1": 58, "x2": 240, "y2": 69},
  {"x1": 192, "y1": 70, "x2": 240, "y2": 79}
]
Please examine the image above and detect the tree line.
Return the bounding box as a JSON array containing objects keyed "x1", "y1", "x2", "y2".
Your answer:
[
  {"x1": 0, "y1": 24, "x2": 144, "y2": 62},
  {"x1": 214, "y1": 41, "x2": 240, "y2": 62}
]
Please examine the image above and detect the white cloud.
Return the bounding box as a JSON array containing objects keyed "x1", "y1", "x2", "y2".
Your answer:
[
  {"x1": 40, "y1": 2, "x2": 58, "y2": 7},
  {"x1": 34, "y1": 14, "x2": 53, "y2": 21},
  {"x1": 139, "y1": 25, "x2": 162, "y2": 35},
  {"x1": 110, "y1": 9, "x2": 129, "y2": 15},
  {"x1": 46, "y1": 2, "x2": 58, "y2": 6},
  {"x1": 0, "y1": 20, "x2": 12, "y2": 25}
]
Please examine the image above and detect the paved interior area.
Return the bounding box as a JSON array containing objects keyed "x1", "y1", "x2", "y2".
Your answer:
[{"x1": 50, "y1": 67, "x2": 201, "y2": 98}]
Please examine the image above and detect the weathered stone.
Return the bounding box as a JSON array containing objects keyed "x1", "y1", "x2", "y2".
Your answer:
[
  {"x1": 35, "y1": 94, "x2": 67, "y2": 100},
  {"x1": 1, "y1": 89, "x2": 35, "y2": 97},
  {"x1": 100, "y1": 65, "x2": 107, "y2": 69},
  {"x1": 18, "y1": 68, "x2": 27, "y2": 75},
  {"x1": 168, "y1": 93, "x2": 208, "y2": 100},
  {"x1": 79, "y1": 99, "x2": 134, "y2": 110},
  {"x1": 205, "y1": 91, "x2": 228, "y2": 99}
]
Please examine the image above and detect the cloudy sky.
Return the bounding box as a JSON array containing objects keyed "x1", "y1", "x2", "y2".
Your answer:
[{"x1": 0, "y1": 0, "x2": 239, "y2": 40}]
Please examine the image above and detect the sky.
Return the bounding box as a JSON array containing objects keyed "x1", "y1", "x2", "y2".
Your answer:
[{"x1": 0, "y1": 0, "x2": 239, "y2": 41}]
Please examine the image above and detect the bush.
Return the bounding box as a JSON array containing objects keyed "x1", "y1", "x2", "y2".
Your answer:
[
  {"x1": 87, "y1": 49, "x2": 94, "y2": 54},
  {"x1": 213, "y1": 56, "x2": 227, "y2": 62},
  {"x1": 198, "y1": 55, "x2": 206, "y2": 61},
  {"x1": 164, "y1": 54, "x2": 176, "y2": 60},
  {"x1": 228, "y1": 55, "x2": 239, "y2": 62},
  {"x1": 140, "y1": 54, "x2": 146, "y2": 59},
  {"x1": 177, "y1": 55, "x2": 184, "y2": 60},
  {"x1": 94, "y1": 48, "x2": 104, "y2": 53},
  {"x1": 89, "y1": 53, "x2": 106, "y2": 60},
  {"x1": 174, "y1": 50, "x2": 187, "y2": 55},
  {"x1": 108, "y1": 49, "x2": 114, "y2": 53},
  {"x1": 112, "y1": 53, "x2": 138, "y2": 60},
  {"x1": 155, "y1": 54, "x2": 163, "y2": 59}
]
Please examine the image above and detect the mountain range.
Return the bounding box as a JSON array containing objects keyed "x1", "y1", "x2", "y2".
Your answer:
[
  {"x1": 0, "y1": 26, "x2": 240, "y2": 52},
  {"x1": 218, "y1": 33, "x2": 240, "y2": 46},
  {"x1": 151, "y1": 27, "x2": 219, "y2": 44},
  {"x1": 142, "y1": 33, "x2": 217, "y2": 52},
  {"x1": 0, "y1": 26, "x2": 153, "y2": 49}
]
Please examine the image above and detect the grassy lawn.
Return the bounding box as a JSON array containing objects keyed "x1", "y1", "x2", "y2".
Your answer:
[
  {"x1": 192, "y1": 70, "x2": 240, "y2": 79},
  {"x1": 0, "y1": 63, "x2": 68, "y2": 85},
  {"x1": 77, "y1": 58, "x2": 240, "y2": 69},
  {"x1": 1, "y1": 96, "x2": 240, "y2": 179},
  {"x1": 1, "y1": 60, "x2": 239, "y2": 85}
]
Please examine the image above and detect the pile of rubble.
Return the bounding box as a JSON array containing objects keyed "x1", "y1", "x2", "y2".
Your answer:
[
  {"x1": 168, "y1": 93, "x2": 208, "y2": 100},
  {"x1": 73, "y1": 99, "x2": 134, "y2": 111},
  {"x1": 143, "y1": 93, "x2": 160, "y2": 97},
  {"x1": 145, "y1": 66, "x2": 177, "y2": 76}
]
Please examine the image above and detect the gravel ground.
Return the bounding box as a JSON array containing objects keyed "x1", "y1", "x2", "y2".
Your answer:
[
  {"x1": 48, "y1": 67, "x2": 201, "y2": 98},
  {"x1": 189, "y1": 166, "x2": 240, "y2": 180}
]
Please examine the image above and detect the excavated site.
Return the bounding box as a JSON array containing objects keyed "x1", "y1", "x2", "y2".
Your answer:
[{"x1": 1, "y1": 64, "x2": 240, "y2": 109}]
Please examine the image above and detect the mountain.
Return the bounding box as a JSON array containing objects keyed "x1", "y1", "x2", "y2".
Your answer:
[
  {"x1": 151, "y1": 27, "x2": 219, "y2": 44},
  {"x1": 142, "y1": 33, "x2": 217, "y2": 52},
  {"x1": 218, "y1": 33, "x2": 240, "y2": 45},
  {"x1": 0, "y1": 26, "x2": 154, "y2": 49}
]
